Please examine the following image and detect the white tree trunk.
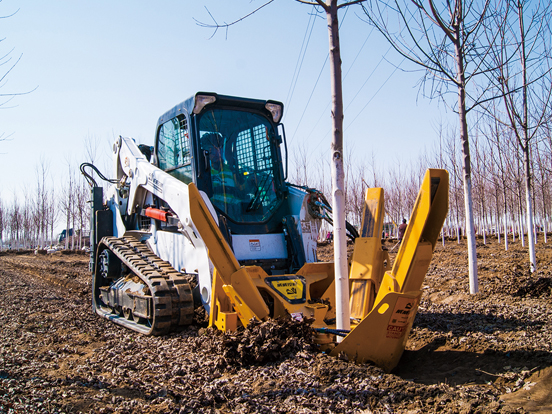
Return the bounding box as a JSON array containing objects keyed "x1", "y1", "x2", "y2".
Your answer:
[
  {"x1": 512, "y1": 215, "x2": 516, "y2": 243},
  {"x1": 464, "y1": 176, "x2": 479, "y2": 294},
  {"x1": 519, "y1": 214, "x2": 525, "y2": 247},
  {"x1": 525, "y1": 175, "x2": 536, "y2": 271},
  {"x1": 503, "y1": 213, "x2": 508, "y2": 250},
  {"x1": 454, "y1": 30, "x2": 478, "y2": 294},
  {"x1": 497, "y1": 212, "x2": 501, "y2": 244},
  {"x1": 325, "y1": 0, "x2": 349, "y2": 335}
]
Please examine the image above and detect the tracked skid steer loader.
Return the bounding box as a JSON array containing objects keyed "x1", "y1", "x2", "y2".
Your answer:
[{"x1": 81, "y1": 92, "x2": 448, "y2": 371}]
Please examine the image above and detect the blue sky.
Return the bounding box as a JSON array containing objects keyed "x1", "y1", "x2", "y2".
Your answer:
[{"x1": 1, "y1": 0, "x2": 450, "y2": 204}]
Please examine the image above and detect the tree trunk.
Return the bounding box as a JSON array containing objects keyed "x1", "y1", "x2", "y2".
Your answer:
[
  {"x1": 495, "y1": 186, "x2": 501, "y2": 244},
  {"x1": 454, "y1": 27, "x2": 478, "y2": 294},
  {"x1": 65, "y1": 215, "x2": 70, "y2": 250},
  {"x1": 326, "y1": 0, "x2": 350, "y2": 334},
  {"x1": 518, "y1": 1, "x2": 536, "y2": 270},
  {"x1": 524, "y1": 147, "x2": 536, "y2": 270},
  {"x1": 518, "y1": 199, "x2": 525, "y2": 247},
  {"x1": 503, "y1": 196, "x2": 508, "y2": 250}
]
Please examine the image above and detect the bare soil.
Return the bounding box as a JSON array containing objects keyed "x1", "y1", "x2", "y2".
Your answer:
[{"x1": 0, "y1": 239, "x2": 551, "y2": 413}]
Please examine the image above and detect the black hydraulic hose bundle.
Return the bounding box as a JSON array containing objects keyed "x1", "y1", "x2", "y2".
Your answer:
[{"x1": 80, "y1": 162, "x2": 119, "y2": 188}]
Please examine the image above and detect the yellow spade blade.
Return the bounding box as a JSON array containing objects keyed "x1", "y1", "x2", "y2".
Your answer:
[{"x1": 330, "y1": 291, "x2": 421, "y2": 372}]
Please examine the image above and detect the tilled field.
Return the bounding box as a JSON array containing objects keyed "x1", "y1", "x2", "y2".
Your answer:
[{"x1": 0, "y1": 239, "x2": 551, "y2": 413}]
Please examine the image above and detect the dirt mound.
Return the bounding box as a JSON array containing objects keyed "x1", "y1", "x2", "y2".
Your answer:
[
  {"x1": 216, "y1": 317, "x2": 315, "y2": 367},
  {"x1": 513, "y1": 276, "x2": 552, "y2": 298}
]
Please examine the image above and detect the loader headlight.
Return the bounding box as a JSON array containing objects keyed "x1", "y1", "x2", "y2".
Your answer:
[
  {"x1": 265, "y1": 102, "x2": 283, "y2": 123},
  {"x1": 193, "y1": 94, "x2": 217, "y2": 114}
]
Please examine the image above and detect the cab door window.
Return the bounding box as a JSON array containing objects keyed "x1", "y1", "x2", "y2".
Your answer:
[{"x1": 157, "y1": 115, "x2": 193, "y2": 183}]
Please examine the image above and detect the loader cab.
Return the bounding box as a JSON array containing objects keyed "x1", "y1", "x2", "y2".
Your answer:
[
  {"x1": 153, "y1": 93, "x2": 317, "y2": 274},
  {"x1": 154, "y1": 93, "x2": 287, "y2": 230}
]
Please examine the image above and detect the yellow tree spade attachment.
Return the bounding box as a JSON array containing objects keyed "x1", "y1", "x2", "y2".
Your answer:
[
  {"x1": 189, "y1": 168, "x2": 448, "y2": 372},
  {"x1": 330, "y1": 168, "x2": 448, "y2": 371}
]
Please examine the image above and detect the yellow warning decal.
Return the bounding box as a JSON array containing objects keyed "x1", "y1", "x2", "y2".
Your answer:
[{"x1": 266, "y1": 276, "x2": 306, "y2": 304}]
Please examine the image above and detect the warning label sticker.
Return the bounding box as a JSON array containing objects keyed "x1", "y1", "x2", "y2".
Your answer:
[
  {"x1": 386, "y1": 325, "x2": 407, "y2": 338},
  {"x1": 301, "y1": 221, "x2": 311, "y2": 234},
  {"x1": 386, "y1": 297, "x2": 418, "y2": 339},
  {"x1": 249, "y1": 239, "x2": 261, "y2": 251}
]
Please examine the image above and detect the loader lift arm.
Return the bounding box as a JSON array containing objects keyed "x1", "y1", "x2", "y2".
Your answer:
[{"x1": 187, "y1": 183, "x2": 270, "y2": 326}]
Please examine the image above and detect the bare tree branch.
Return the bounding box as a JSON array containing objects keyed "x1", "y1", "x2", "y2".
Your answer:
[
  {"x1": 194, "y1": 0, "x2": 277, "y2": 39},
  {"x1": 337, "y1": 0, "x2": 366, "y2": 8},
  {"x1": 295, "y1": 0, "x2": 365, "y2": 10},
  {"x1": 296, "y1": 0, "x2": 328, "y2": 10},
  {"x1": 1, "y1": 6, "x2": 36, "y2": 137}
]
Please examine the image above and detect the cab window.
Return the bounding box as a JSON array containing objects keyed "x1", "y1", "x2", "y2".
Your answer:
[
  {"x1": 157, "y1": 115, "x2": 193, "y2": 183},
  {"x1": 198, "y1": 108, "x2": 282, "y2": 224}
]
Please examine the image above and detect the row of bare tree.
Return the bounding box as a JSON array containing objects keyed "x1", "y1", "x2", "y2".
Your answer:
[
  {"x1": 289, "y1": 112, "x2": 552, "y2": 249},
  {"x1": 0, "y1": 158, "x2": 92, "y2": 251},
  {"x1": 279, "y1": 0, "x2": 549, "y2": 293},
  {"x1": 0, "y1": 112, "x2": 550, "y2": 260}
]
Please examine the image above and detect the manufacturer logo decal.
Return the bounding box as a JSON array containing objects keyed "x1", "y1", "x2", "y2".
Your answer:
[
  {"x1": 147, "y1": 173, "x2": 163, "y2": 194},
  {"x1": 265, "y1": 276, "x2": 306, "y2": 304}
]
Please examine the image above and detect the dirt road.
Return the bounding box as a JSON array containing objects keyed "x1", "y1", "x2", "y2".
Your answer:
[{"x1": 0, "y1": 239, "x2": 551, "y2": 413}]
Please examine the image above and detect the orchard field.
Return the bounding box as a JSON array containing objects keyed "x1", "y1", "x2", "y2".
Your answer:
[{"x1": 0, "y1": 238, "x2": 551, "y2": 413}]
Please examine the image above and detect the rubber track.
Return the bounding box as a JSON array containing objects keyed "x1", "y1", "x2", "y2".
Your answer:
[{"x1": 95, "y1": 236, "x2": 194, "y2": 335}]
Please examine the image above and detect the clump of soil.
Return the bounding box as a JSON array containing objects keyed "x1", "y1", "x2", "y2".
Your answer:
[
  {"x1": 211, "y1": 317, "x2": 316, "y2": 367},
  {"x1": 513, "y1": 276, "x2": 552, "y2": 298}
]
